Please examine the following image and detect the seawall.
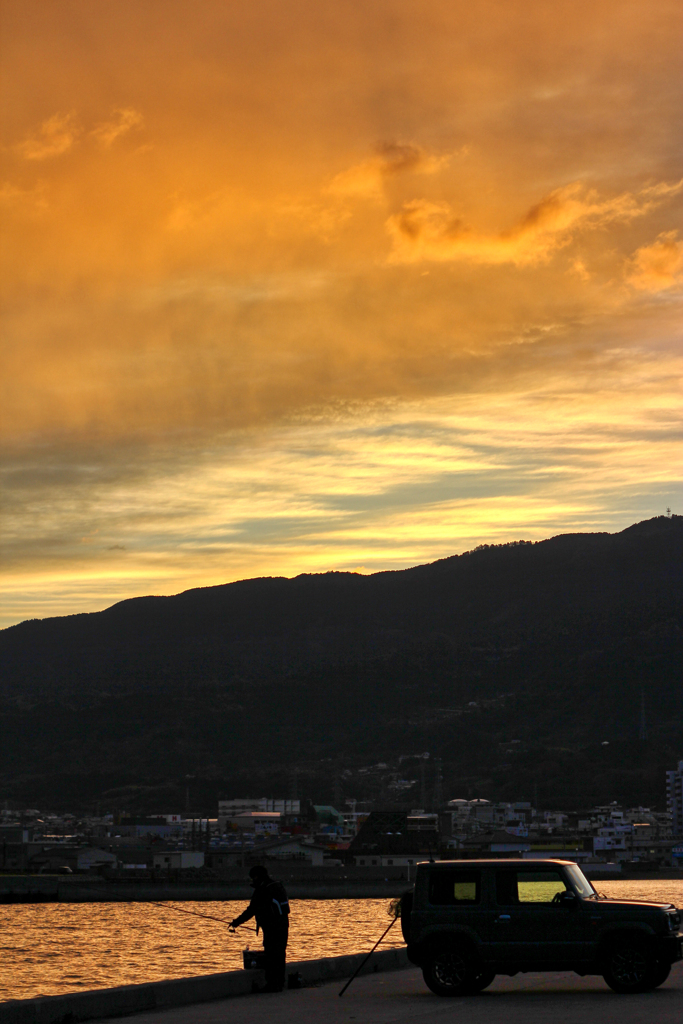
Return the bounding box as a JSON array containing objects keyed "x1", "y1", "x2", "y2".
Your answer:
[
  {"x1": 0, "y1": 873, "x2": 410, "y2": 903},
  {"x1": 2, "y1": 867, "x2": 680, "y2": 904}
]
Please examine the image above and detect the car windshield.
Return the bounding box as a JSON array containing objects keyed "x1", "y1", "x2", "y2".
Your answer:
[{"x1": 564, "y1": 863, "x2": 597, "y2": 898}]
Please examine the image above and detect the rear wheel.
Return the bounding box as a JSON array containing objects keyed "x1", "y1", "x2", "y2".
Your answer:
[
  {"x1": 602, "y1": 940, "x2": 658, "y2": 993},
  {"x1": 422, "y1": 943, "x2": 483, "y2": 996}
]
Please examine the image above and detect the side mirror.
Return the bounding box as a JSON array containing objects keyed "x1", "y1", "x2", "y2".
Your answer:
[{"x1": 559, "y1": 890, "x2": 578, "y2": 908}]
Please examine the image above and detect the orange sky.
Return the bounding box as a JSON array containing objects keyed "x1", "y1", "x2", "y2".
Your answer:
[{"x1": 1, "y1": 0, "x2": 681, "y2": 626}]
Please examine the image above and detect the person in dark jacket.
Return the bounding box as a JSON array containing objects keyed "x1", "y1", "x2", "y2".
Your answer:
[{"x1": 230, "y1": 865, "x2": 290, "y2": 991}]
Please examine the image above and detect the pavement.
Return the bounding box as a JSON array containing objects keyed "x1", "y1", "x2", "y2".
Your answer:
[{"x1": 100, "y1": 962, "x2": 683, "y2": 1024}]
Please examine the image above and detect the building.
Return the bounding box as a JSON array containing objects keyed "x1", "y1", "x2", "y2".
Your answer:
[
  {"x1": 76, "y1": 847, "x2": 118, "y2": 872},
  {"x1": 257, "y1": 836, "x2": 327, "y2": 866},
  {"x1": 441, "y1": 800, "x2": 535, "y2": 838},
  {"x1": 227, "y1": 811, "x2": 282, "y2": 834},
  {"x1": 152, "y1": 851, "x2": 205, "y2": 871},
  {"x1": 115, "y1": 817, "x2": 182, "y2": 838},
  {"x1": 218, "y1": 799, "x2": 300, "y2": 831},
  {"x1": 347, "y1": 811, "x2": 439, "y2": 864},
  {"x1": 0, "y1": 824, "x2": 33, "y2": 843},
  {"x1": 666, "y1": 761, "x2": 683, "y2": 837},
  {"x1": 461, "y1": 830, "x2": 531, "y2": 856},
  {"x1": 206, "y1": 836, "x2": 328, "y2": 872},
  {"x1": 353, "y1": 854, "x2": 427, "y2": 870}
]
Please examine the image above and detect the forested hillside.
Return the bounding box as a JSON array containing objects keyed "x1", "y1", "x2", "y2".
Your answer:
[{"x1": 1, "y1": 515, "x2": 681, "y2": 812}]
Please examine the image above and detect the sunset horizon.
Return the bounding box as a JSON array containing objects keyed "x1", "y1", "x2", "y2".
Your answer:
[{"x1": 2, "y1": 0, "x2": 681, "y2": 629}]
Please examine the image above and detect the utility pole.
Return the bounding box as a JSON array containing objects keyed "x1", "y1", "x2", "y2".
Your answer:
[
  {"x1": 333, "y1": 773, "x2": 342, "y2": 811},
  {"x1": 433, "y1": 757, "x2": 443, "y2": 810},
  {"x1": 185, "y1": 774, "x2": 195, "y2": 812}
]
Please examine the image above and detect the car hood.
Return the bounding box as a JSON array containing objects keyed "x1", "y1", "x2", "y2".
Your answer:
[{"x1": 588, "y1": 898, "x2": 676, "y2": 911}]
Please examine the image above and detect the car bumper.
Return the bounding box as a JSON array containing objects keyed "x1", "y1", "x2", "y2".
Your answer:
[{"x1": 658, "y1": 933, "x2": 683, "y2": 964}]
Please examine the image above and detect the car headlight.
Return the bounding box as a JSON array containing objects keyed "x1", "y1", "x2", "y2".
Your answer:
[{"x1": 667, "y1": 911, "x2": 680, "y2": 932}]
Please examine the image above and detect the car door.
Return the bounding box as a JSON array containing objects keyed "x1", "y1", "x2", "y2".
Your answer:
[
  {"x1": 491, "y1": 867, "x2": 584, "y2": 962},
  {"x1": 424, "y1": 867, "x2": 487, "y2": 948}
]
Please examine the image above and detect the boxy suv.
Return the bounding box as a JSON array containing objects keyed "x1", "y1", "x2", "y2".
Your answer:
[{"x1": 402, "y1": 859, "x2": 682, "y2": 995}]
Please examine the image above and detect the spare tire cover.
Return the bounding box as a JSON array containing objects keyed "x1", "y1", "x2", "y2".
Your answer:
[{"x1": 400, "y1": 890, "x2": 414, "y2": 943}]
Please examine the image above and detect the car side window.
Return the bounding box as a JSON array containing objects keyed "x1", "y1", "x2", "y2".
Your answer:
[
  {"x1": 428, "y1": 870, "x2": 480, "y2": 905},
  {"x1": 496, "y1": 870, "x2": 569, "y2": 905}
]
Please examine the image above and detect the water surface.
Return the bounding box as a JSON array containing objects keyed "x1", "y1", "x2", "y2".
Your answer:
[{"x1": 1, "y1": 880, "x2": 681, "y2": 1002}]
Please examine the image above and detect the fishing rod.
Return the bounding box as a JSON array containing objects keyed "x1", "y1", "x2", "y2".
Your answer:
[
  {"x1": 65, "y1": 882, "x2": 256, "y2": 931},
  {"x1": 338, "y1": 897, "x2": 402, "y2": 998}
]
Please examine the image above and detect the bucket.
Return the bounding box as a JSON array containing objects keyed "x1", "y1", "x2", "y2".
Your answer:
[{"x1": 242, "y1": 948, "x2": 267, "y2": 970}]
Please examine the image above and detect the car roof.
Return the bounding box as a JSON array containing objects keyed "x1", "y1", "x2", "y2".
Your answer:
[{"x1": 419, "y1": 859, "x2": 576, "y2": 869}]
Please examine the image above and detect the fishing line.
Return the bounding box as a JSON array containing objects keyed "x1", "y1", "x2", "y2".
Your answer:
[{"x1": 67, "y1": 882, "x2": 255, "y2": 931}]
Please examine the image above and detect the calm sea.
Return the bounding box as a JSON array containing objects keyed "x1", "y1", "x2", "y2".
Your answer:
[{"x1": 2, "y1": 881, "x2": 682, "y2": 1002}]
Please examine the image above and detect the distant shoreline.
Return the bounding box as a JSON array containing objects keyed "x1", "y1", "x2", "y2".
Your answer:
[{"x1": 2, "y1": 869, "x2": 682, "y2": 903}]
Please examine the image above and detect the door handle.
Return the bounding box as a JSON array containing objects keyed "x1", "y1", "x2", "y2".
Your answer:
[{"x1": 496, "y1": 914, "x2": 511, "y2": 921}]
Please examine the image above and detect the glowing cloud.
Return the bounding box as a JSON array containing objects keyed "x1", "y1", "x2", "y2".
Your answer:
[
  {"x1": 387, "y1": 181, "x2": 683, "y2": 267},
  {"x1": 1, "y1": 0, "x2": 681, "y2": 626},
  {"x1": 626, "y1": 231, "x2": 683, "y2": 292}
]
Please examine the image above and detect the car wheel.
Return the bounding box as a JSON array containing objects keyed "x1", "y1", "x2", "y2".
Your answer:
[
  {"x1": 463, "y1": 967, "x2": 496, "y2": 993},
  {"x1": 422, "y1": 943, "x2": 480, "y2": 997},
  {"x1": 648, "y1": 961, "x2": 671, "y2": 989},
  {"x1": 602, "y1": 940, "x2": 658, "y2": 993}
]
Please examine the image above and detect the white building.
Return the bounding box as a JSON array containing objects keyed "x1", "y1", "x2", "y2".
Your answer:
[
  {"x1": 259, "y1": 836, "x2": 327, "y2": 866},
  {"x1": 354, "y1": 855, "x2": 427, "y2": 868},
  {"x1": 76, "y1": 847, "x2": 118, "y2": 872},
  {"x1": 153, "y1": 851, "x2": 205, "y2": 870},
  {"x1": 666, "y1": 762, "x2": 683, "y2": 836}
]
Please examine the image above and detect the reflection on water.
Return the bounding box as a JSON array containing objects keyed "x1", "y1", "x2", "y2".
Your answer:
[
  {"x1": 0, "y1": 898, "x2": 403, "y2": 1001},
  {"x1": 1, "y1": 880, "x2": 682, "y2": 1002}
]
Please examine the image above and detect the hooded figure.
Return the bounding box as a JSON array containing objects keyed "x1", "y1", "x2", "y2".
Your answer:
[{"x1": 230, "y1": 865, "x2": 290, "y2": 991}]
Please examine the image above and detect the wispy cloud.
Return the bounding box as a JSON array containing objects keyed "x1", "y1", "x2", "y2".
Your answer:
[
  {"x1": 325, "y1": 142, "x2": 452, "y2": 201},
  {"x1": 2, "y1": 351, "x2": 680, "y2": 627},
  {"x1": 91, "y1": 108, "x2": 144, "y2": 147},
  {"x1": 15, "y1": 112, "x2": 81, "y2": 160}
]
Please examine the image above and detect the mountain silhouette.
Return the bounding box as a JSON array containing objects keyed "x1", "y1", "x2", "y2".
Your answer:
[{"x1": 1, "y1": 515, "x2": 681, "y2": 812}]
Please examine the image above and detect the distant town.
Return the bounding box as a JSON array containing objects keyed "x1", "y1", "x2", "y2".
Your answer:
[{"x1": 2, "y1": 760, "x2": 682, "y2": 887}]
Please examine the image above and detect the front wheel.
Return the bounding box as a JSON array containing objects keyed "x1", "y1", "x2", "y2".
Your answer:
[
  {"x1": 649, "y1": 961, "x2": 671, "y2": 989},
  {"x1": 422, "y1": 944, "x2": 482, "y2": 996},
  {"x1": 602, "y1": 941, "x2": 658, "y2": 993},
  {"x1": 464, "y1": 967, "x2": 496, "y2": 993}
]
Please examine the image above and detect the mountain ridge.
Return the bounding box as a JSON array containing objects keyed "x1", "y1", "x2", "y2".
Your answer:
[{"x1": 1, "y1": 515, "x2": 681, "y2": 811}]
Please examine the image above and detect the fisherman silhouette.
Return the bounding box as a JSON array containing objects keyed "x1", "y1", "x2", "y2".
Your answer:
[{"x1": 230, "y1": 865, "x2": 290, "y2": 992}]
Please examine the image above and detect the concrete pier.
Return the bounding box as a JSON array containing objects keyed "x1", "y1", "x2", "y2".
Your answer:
[
  {"x1": 100, "y1": 962, "x2": 683, "y2": 1024},
  {"x1": 2, "y1": 957, "x2": 681, "y2": 1024},
  {"x1": 102, "y1": 962, "x2": 683, "y2": 1024},
  {"x1": 104, "y1": 964, "x2": 683, "y2": 1024}
]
